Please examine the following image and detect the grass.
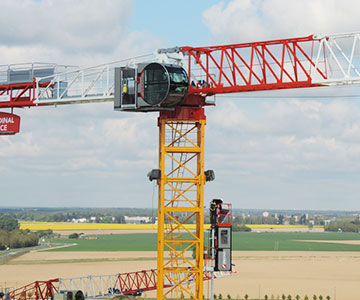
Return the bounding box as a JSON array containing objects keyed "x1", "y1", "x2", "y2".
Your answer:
[
  {"x1": 8, "y1": 257, "x2": 157, "y2": 265},
  {"x1": 0, "y1": 245, "x2": 50, "y2": 265},
  {"x1": 45, "y1": 232, "x2": 360, "y2": 252},
  {"x1": 232, "y1": 232, "x2": 360, "y2": 251},
  {"x1": 47, "y1": 233, "x2": 158, "y2": 251}
]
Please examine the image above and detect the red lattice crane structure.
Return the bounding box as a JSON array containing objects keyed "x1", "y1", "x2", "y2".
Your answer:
[
  {"x1": 8, "y1": 279, "x2": 59, "y2": 300},
  {"x1": 1, "y1": 32, "x2": 360, "y2": 300},
  {"x1": 7, "y1": 269, "x2": 231, "y2": 300}
]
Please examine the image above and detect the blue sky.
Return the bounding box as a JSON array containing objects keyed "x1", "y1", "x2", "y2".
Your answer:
[
  {"x1": 1, "y1": 0, "x2": 360, "y2": 210},
  {"x1": 129, "y1": 0, "x2": 229, "y2": 47}
]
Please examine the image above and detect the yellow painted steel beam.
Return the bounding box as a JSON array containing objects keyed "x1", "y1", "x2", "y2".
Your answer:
[
  {"x1": 157, "y1": 119, "x2": 166, "y2": 299},
  {"x1": 165, "y1": 239, "x2": 200, "y2": 244},
  {"x1": 165, "y1": 178, "x2": 201, "y2": 183},
  {"x1": 157, "y1": 118, "x2": 206, "y2": 300},
  {"x1": 164, "y1": 207, "x2": 201, "y2": 212},
  {"x1": 164, "y1": 146, "x2": 201, "y2": 153}
]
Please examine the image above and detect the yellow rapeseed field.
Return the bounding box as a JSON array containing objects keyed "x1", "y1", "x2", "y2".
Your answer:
[
  {"x1": 20, "y1": 222, "x2": 158, "y2": 231},
  {"x1": 20, "y1": 221, "x2": 322, "y2": 231},
  {"x1": 20, "y1": 222, "x2": 210, "y2": 231}
]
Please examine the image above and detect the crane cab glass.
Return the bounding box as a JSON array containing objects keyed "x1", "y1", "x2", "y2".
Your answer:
[{"x1": 140, "y1": 63, "x2": 188, "y2": 108}]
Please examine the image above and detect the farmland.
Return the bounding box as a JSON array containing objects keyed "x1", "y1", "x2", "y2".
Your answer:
[
  {"x1": 45, "y1": 232, "x2": 360, "y2": 252},
  {"x1": 1, "y1": 231, "x2": 360, "y2": 299},
  {"x1": 20, "y1": 222, "x2": 159, "y2": 231}
]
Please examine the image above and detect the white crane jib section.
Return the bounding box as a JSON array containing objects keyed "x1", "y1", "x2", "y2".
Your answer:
[
  {"x1": 33, "y1": 54, "x2": 155, "y2": 106},
  {"x1": 311, "y1": 32, "x2": 360, "y2": 86}
]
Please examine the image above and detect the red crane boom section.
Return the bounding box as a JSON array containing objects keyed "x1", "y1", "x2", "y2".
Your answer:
[
  {"x1": 8, "y1": 279, "x2": 59, "y2": 300},
  {"x1": 0, "y1": 80, "x2": 50, "y2": 108},
  {"x1": 8, "y1": 269, "x2": 227, "y2": 300},
  {"x1": 181, "y1": 35, "x2": 326, "y2": 96}
]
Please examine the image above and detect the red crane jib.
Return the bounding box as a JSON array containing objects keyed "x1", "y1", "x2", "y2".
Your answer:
[{"x1": 181, "y1": 35, "x2": 326, "y2": 97}]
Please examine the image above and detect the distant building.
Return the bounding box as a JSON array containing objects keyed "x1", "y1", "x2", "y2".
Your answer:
[
  {"x1": 124, "y1": 216, "x2": 152, "y2": 224},
  {"x1": 324, "y1": 219, "x2": 332, "y2": 225},
  {"x1": 71, "y1": 218, "x2": 87, "y2": 223}
]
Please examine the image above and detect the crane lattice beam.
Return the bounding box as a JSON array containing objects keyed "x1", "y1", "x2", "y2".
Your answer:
[
  {"x1": 9, "y1": 279, "x2": 59, "y2": 300},
  {"x1": 0, "y1": 32, "x2": 360, "y2": 110},
  {"x1": 7, "y1": 269, "x2": 233, "y2": 300},
  {"x1": 180, "y1": 32, "x2": 360, "y2": 96}
]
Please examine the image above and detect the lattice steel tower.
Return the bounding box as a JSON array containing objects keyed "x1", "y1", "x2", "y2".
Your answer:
[{"x1": 156, "y1": 106, "x2": 207, "y2": 300}]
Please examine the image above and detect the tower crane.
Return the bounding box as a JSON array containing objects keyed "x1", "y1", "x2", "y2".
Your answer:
[{"x1": 1, "y1": 31, "x2": 360, "y2": 300}]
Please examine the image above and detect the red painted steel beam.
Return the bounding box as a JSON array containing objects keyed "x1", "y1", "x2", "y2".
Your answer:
[
  {"x1": 9, "y1": 279, "x2": 59, "y2": 300},
  {"x1": 180, "y1": 35, "x2": 327, "y2": 97},
  {"x1": 181, "y1": 35, "x2": 315, "y2": 53},
  {"x1": 113, "y1": 269, "x2": 228, "y2": 296},
  {"x1": 114, "y1": 269, "x2": 162, "y2": 295},
  {"x1": 0, "y1": 80, "x2": 50, "y2": 109}
]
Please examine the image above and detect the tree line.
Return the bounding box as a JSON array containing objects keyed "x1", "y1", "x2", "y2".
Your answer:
[
  {"x1": 0, "y1": 208, "x2": 155, "y2": 223},
  {"x1": 325, "y1": 219, "x2": 360, "y2": 233},
  {"x1": 0, "y1": 216, "x2": 46, "y2": 250}
]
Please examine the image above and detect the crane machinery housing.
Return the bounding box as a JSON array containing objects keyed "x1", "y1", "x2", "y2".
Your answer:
[{"x1": 1, "y1": 31, "x2": 360, "y2": 300}]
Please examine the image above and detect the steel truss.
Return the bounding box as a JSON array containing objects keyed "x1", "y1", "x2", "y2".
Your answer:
[
  {"x1": 0, "y1": 32, "x2": 360, "y2": 109},
  {"x1": 58, "y1": 269, "x2": 162, "y2": 298},
  {"x1": 9, "y1": 279, "x2": 59, "y2": 300},
  {"x1": 180, "y1": 32, "x2": 360, "y2": 95},
  {"x1": 0, "y1": 80, "x2": 49, "y2": 108},
  {"x1": 157, "y1": 107, "x2": 206, "y2": 300},
  {"x1": 0, "y1": 55, "x2": 153, "y2": 108},
  {"x1": 8, "y1": 268, "x2": 234, "y2": 300}
]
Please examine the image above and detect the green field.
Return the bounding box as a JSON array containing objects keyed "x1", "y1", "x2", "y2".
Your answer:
[
  {"x1": 232, "y1": 232, "x2": 360, "y2": 251},
  {"x1": 46, "y1": 232, "x2": 360, "y2": 252},
  {"x1": 48, "y1": 233, "x2": 157, "y2": 251}
]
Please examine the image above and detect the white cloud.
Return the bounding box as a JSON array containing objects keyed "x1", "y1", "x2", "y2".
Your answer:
[
  {"x1": 1, "y1": 0, "x2": 128, "y2": 48},
  {"x1": 0, "y1": 0, "x2": 163, "y2": 66},
  {"x1": 0, "y1": 132, "x2": 41, "y2": 158},
  {"x1": 63, "y1": 157, "x2": 106, "y2": 171},
  {"x1": 1, "y1": 0, "x2": 360, "y2": 209},
  {"x1": 0, "y1": 103, "x2": 158, "y2": 174},
  {"x1": 203, "y1": 0, "x2": 360, "y2": 43},
  {"x1": 114, "y1": 159, "x2": 154, "y2": 169},
  {"x1": 207, "y1": 98, "x2": 360, "y2": 176},
  {"x1": 210, "y1": 101, "x2": 249, "y2": 129}
]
